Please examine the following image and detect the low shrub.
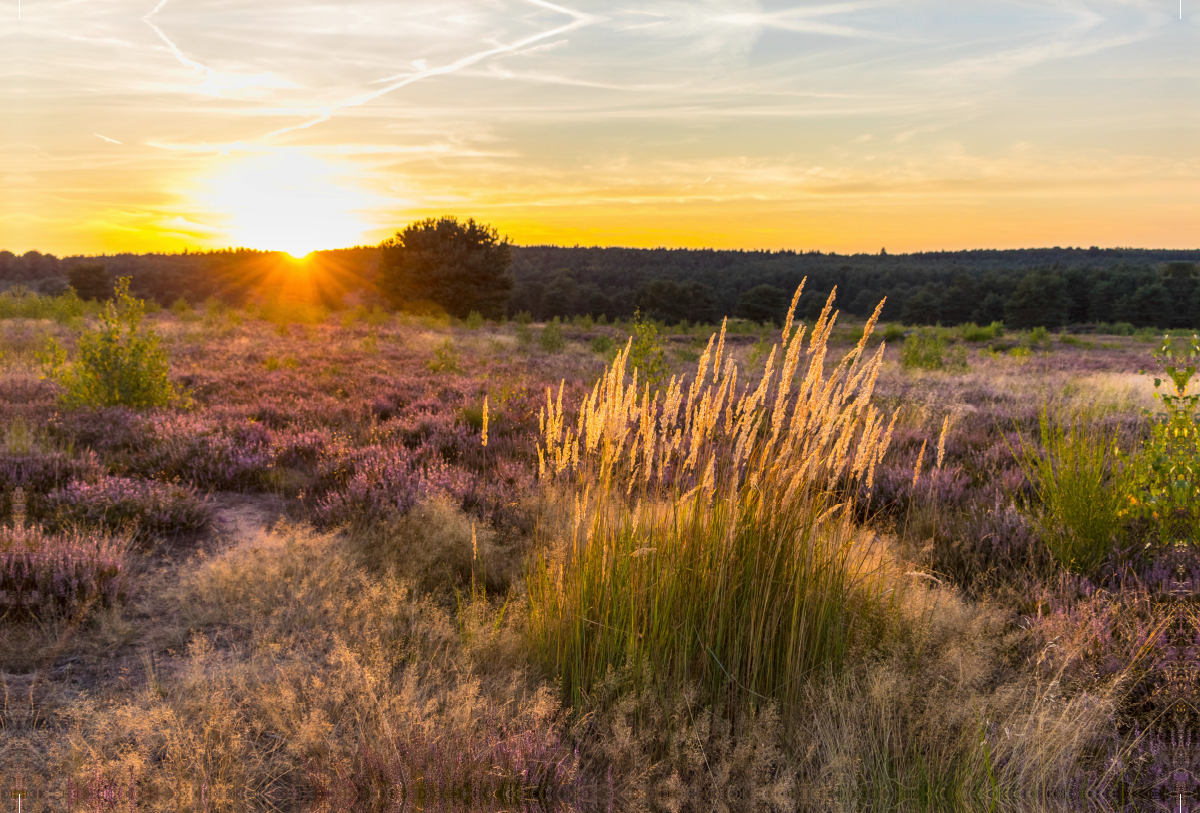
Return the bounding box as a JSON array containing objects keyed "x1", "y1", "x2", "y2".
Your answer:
[
  {"x1": 590, "y1": 335, "x2": 614, "y2": 355},
  {"x1": 901, "y1": 330, "x2": 950, "y2": 371},
  {"x1": 40, "y1": 277, "x2": 190, "y2": 409},
  {"x1": 961, "y1": 321, "x2": 1003, "y2": 342},
  {"x1": 540, "y1": 319, "x2": 565, "y2": 353},
  {"x1": 626, "y1": 310, "x2": 669, "y2": 392},
  {"x1": 0, "y1": 287, "x2": 94, "y2": 324},
  {"x1": 1097, "y1": 322, "x2": 1135, "y2": 336},
  {"x1": 43, "y1": 476, "x2": 213, "y2": 540},
  {"x1": 427, "y1": 340, "x2": 461, "y2": 373},
  {"x1": 1119, "y1": 335, "x2": 1200, "y2": 546},
  {"x1": 0, "y1": 526, "x2": 127, "y2": 621}
]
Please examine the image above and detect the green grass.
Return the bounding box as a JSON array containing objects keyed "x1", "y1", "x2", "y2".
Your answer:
[{"x1": 1014, "y1": 407, "x2": 1130, "y2": 577}]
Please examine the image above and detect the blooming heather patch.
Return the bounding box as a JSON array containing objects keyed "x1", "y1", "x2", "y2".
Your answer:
[
  {"x1": 0, "y1": 526, "x2": 127, "y2": 621},
  {"x1": 43, "y1": 476, "x2": 213, "y2": 540},
  {"x1": 0, "y1": 449, "x2": 106, "y2": 520}
]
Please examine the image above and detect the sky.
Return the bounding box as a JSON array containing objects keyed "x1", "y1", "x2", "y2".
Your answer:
[{"x1": 2, "y1": 0, "x2": 1198, "y2": 257}]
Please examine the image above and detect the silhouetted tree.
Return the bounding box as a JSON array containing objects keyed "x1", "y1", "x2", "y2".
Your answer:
[
  {"x1": 939, "y1": 273, "x2": 977, "y2": 325},
  {"x1": 68, "y1": 263, "x2": 111, "y2": 301},
  {"x1": 1130, "y1": 283, "x2": 1170, "y2": 327},
  {"x1": 736, "y1": 284, "x2": 790, "y2": 324},
  {"x1": 636, "y1": 279, "x2": 718, "y2": 325},
  {"x1": 1163, "y1": 262, "x2": 1199, "y2": 328},
  {"x1": 541, "y1": 270, "x2": 580, "y2": 318},
  {"x1": 971, "y1": 292, "x2": 1006, "y2": 325},
  {"x1": 900, "y1": 285, "x2": 942, "y2": 325},
  {"x1": 1005, "y1": 271, "x2": 1067, "y2": 329},
  {"x1": 377, "y1": 217, "x2": 513, "y2": 319}
]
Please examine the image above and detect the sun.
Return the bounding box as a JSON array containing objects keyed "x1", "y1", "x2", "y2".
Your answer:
[{"x1": 196, "y1": 153, "x2": 375, "y2": 255}]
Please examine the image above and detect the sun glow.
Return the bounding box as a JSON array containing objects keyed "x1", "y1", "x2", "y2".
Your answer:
[{"x1": 196, "y1": 153, "x2": 375, "y2": 257}]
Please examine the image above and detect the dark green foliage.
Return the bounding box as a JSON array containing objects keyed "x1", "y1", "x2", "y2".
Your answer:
[
  {"x1": 1163, "y1": 263, "x2": 1200, "y2": 329},
  {"x1": 40, "y1": 277, "x2": 189, "y2": 409},
  {"x1": 1004, "y1": 271, "x2": 1067, "y2": 330},
  {"x1": 378, "y1": 217, "x2": 514, "y2": 319},
  {"x1": 961, "y1": 321, "x2": 1003, "y2": 342},
  {"x1": 590, "y1": 335, "x2": 614, "y2": 355},
  {"x1": 939, "y1": 273, "x2": 978, "y2": 325},
  {"x1": 540, "y1": 319, "x2": 565, "y2": 353},
  {"x1": 67, "y1": 263, "x2": 111, "y2": 302},
  {"x1": 735, "y1": 284, "x2": 789, "y2": 324},
  {"x1": 900, "y1": 330, "x2": 966, "y2": 371},
  {"x1": 541, "y1": 271, "x2": 580, "y2": 318},
  {"x1": 627, "y1": 310, "x2": 669, "y2": 392},
  {"x1": 11, "y1": 245, "x2": 1200, "y2": 330},
  {"x1": 900, "y1": 285, "x2": 942, "y2": 325},
  {"x1": 634, "y1": 279, "x2": 718, "y2": 325}
]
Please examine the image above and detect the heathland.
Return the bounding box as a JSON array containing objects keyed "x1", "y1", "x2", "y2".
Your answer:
[{"x1": 1, "y1": 281, "x2": 1198, "y2": 812}]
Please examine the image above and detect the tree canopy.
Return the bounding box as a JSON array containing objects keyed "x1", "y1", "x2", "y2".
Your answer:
[
  {"x1": 67, "y1": 263, "x2": 110, "y2": 301},
  {"x1": 377, "y1": 217, "x2": 514, "y2": 319}
]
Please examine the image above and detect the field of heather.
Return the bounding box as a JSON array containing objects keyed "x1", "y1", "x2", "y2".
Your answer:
[{"x1": 1, "y1": 288, "x2": 1198, "y2": 812}]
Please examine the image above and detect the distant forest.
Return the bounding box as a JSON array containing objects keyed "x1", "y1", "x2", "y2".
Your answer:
[{"x1": 3, "y1": 245, "x2": 1200, "y2": 330}]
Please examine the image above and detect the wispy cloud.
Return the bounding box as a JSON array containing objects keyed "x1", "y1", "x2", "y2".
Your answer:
[{"x1": 2, "y1": 0, "x2": 1196, "y2": 254}]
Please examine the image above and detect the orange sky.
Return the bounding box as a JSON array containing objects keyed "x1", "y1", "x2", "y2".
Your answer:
[{"x1": 4, "y1": 1, "x2": 1198, "y2": 256}]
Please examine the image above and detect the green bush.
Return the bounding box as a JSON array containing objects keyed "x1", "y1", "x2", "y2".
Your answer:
[
  {"x1": 883, "y1": 323, "x2": 905, "y2": 343},
  {"x1": 590, "y1": 335, "x2": 614, "y2": 355},
  {"x1": 515, "y1": 322, "x2": 532, "y2": 350},
  {"x1": 1015, "y1": 407, "x2": 1130, "y2": 576},
  {"x1": 1119, "y1": 336, "x2": 1200, "y2": 546},
  {"x1": 427, "y1": 340, "x2": 461, "y2": 373},
  {"x1": 0, "y1": 288, "x2": 92, "y2": 324},
  {"x1": 540, "y1": 319, "x2": 566, "y2": 353},
  {"x1": 960, "y1": 321, "x2": 1003, "y2": 342},
  {"x1": 900, "y1": 330, "x2": 947, "y2": 371},
  {"x1": 40, "y1": 278, "x2": 189, "y2": 409},
  {"x1": 1059, "y1": 334, "x2": 1094, "y2": 349},
  {"x1": 627, "y1": 310, "x2": 670, "y2": 392},
  {"x1": 465, "y1": 310, "x2": 484, "y2": 330}
]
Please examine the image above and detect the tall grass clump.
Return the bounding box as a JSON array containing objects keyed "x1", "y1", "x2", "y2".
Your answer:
[
  {"x1": 1014, "y1": 407, "x2": 1129, "y2": 577},
  {"x1": 40, "y1": 277, "x2": 190, "y2": 409},
  {"x1": 528, "y1": 283, "x2": 898, "y2": 716}
]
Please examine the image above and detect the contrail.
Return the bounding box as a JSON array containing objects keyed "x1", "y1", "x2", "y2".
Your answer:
[
  {"x1": 262, "y1": 0, "x2": 596, "y2": 139},
  {"x1": 94, "y1": 133, "x2": 122, "y2": 144},
  {"x1": 142, "y1": 0, "x2": 216, "y2": 92}
]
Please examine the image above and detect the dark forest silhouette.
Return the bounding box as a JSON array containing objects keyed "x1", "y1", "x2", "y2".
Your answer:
[{"x1": 2, "y1": 244, "x2": 1198, "y2": 329}]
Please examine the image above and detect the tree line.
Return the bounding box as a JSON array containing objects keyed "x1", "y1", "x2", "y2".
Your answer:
[
  {"x1": 3, "y1": 236, "x2": 1199, "y2": 330},
  {"x1": 508, "y1": 246, "x2": 1200, "y2": 329}
]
